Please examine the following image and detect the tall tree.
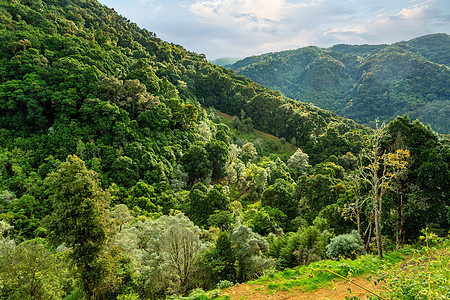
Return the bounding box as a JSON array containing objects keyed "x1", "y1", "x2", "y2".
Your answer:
[
  {"x1": 357, "y1": 126, "x2": 409, "y2": 258},
  {"x1": 46, "y1": 155, "x2": 111, "y2": 299}
]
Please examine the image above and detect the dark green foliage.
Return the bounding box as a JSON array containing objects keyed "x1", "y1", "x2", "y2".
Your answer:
[
  {"x1": 207, "y1": 210, "x2": 234, "y2": 231},
  {"x1": 203, "y1": 232, "x2": 236, "y2": 283},
  {"x1": 45, "y1": 155, "x2": 110, "y2": 299},
  {"x1": 384, "y1": 115, "x2": 450, "y2": 240},
  {"x1": 205, "y1": 138, "x2": 229, "y2": 179},
  {"x1": 261, "y1": 178, "x2": 298, "y2": 230},
  {"x1": 229, "y1": 34, "x2": 450, "y2": 134},
  {"x1": 297, "y1": 171, "x2": 347, "y2": 223},
  {"x1": 189, "y1": 183, "x2": 230, "y2": 227},
  {"x1": 182, "y1": 143, "x2": 212, "y2": 185}
]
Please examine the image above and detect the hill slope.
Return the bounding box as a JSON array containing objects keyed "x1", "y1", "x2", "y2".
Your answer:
[
  {"x1": 229, "y1": 34, "x2": 450, "y2": 133},
  {"x1": 0, "y1": 0, "x2": 368, "y2": 171},
  {"x1": 0, "y1": 1, "x2": 448, "y2": 299}
]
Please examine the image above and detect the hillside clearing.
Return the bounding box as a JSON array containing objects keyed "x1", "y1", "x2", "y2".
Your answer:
[{"x1": 222, "y1": 274, "x2": 382, "y2": 300}]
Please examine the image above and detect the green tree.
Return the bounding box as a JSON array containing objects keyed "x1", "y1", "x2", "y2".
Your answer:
[
  {"x1": 205, "y1": 138, "x2": 229, "y2": 179},
  {"x1": 203, "y1": 231, "x2": 236, "y2": 283},
  {"x1": 114, "y1": 214, "x2": 205, "y2": 296},
  {"x1": 182, "y1": 143, "x2": 212, "y2": 185},
  {"x1": 261, "y1": 179, "x2": 298, "y2": 230},
  {"x1": 0, "y1": 233, "x2": 72, "y2": 300},
  {"x1": 287, "y1": 148, "x2": 309, "y2": 174},
  {"x1": 357, "y1": 126, "x2": 410, "y2": 258},
  {"x1": 230, "y1": 225, "x2": 273, "y2": 282},
  {"x1": 189, "y1": 183, "x2": 230, "y2": 227},
  {"x1": 46, "y1": 155, "x2": 111, "y2": 299}
]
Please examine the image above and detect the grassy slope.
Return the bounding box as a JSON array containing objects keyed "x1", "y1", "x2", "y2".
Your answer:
[
  {"x1": 215, "y1": 110, "x2": 297, "y2": 158},
  {"x1": 218, "y1": 240, "x2": 450, "y2": 300}
]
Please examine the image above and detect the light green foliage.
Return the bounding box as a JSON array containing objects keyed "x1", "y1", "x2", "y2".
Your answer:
[
  {"x1": 114, "y1": 213, "x2": 205, "y2": 296},
  {"x1": 267, "y1": 157, "x2": 293, "y2": 185},
  {"x1": 240, "y1": 142, "x2": 258, "y2": 163},
  {"x1": 230, "y1": 225, "x2": 274, "y2": 282},
  {"x1": 197, "y1": 121, "x2": 213, "y2": 142},
  {"x1": 380, "y1": 231, "x2": 450, "y2": 299},
  {"x1": 116, "y1": 291, "x2": 140, "y2": 300},
  {"x1": 271, "y1": 218, "x2": 332, "y2": 268},
  {"x1": 109, "y1": 204, "x2": 134, "y2": 231},
  {"x1": 0, "y1": 231, "x2": 72, "y2": 300},
  {"x1": 246, "y1": 163, "x2": 268, "y2": 199},
  {"x1": 253, "y1": 249, "x2": 408, "y2": 294},
  {"x1": 216, "y1": 279, "x2": 234, "y2": 289},
  {"x1": 287, "y1": 148, "x2": 309, "y2": 174},
  {"x1": 326, "y1": 230, "x2": 365, "y2": 259},
  {"x1": 243, "y1": 202, "x2": 284, "y2": 236},
  {"x1": 0, "y1": 190, "x2": 16, "y2": 204}
]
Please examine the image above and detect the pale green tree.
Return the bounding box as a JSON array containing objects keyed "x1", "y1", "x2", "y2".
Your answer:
[
  {"x1": 287, "y1": 148, "x2": 309, "y2": 173},
  {"x1": 230, "y1": 225, "x2": 274, "y2": 282},
  {"x1": 113, "y1": 214, "x2": 205, "y2": 296}
]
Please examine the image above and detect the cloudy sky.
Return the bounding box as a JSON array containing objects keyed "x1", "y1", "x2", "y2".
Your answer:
[{"x1": 98, "y1": 0, "x2": 450, "y2": 60}]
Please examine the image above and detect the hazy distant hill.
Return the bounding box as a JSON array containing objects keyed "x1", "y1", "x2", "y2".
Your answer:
[
  {"x1": 211, "y1": 57, "x2": 242, "y2": 67},
  {"x1": 229, "y1": 34, "x2": 450, "y2": 133}
]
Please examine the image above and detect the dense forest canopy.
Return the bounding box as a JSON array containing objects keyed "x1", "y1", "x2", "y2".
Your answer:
[
  {"x1": 0, "y1": 0, "x2": 448, "y2": 299},
  {"x1": 228, "y1": 33, "x2": 450, "y2": 134}
]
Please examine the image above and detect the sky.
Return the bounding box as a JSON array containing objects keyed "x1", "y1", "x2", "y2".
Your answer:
[{"x1": 98, "y1": 0, "x2": 450, "y2": 60}]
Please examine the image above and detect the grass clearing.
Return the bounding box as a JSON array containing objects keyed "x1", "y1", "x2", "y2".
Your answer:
[
  {"x1": 215, "y1": 110, "x2": 297, "y2": 159},
  {"x1": 248, "y1": 248, "x2": 411, "y2": 294}
]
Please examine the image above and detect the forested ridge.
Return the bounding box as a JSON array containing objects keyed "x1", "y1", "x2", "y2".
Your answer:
[
  {"x1": 0, "y1": 0, "x2": 448, "y2": 299},
  {"x1": 228, "y1": 33, "x2": 450, "y2": 134}
]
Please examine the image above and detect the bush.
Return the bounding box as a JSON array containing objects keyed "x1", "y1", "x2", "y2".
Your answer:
[
  {"x1": 216, "y1": 280, "x2": 234, "y2": 290},
  {"x1": 326, "y1": 230, "x2": 365, "y2": 259}
]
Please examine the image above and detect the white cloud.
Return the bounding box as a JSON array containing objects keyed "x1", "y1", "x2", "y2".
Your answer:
[
  {"x1": 99, "y1": 0, "x2": 450, "y2": 59},
  {"x1": 189, "y1": 0, "x2": 329, "y2": 32},
  {"x1": 326, "y1": 1, "x2": 448, "y2": 44},
  {"x1": 187, "y1": 0, "x2": 356, "y2": 57}
]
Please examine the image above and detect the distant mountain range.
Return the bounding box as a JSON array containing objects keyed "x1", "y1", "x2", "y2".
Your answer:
[{"x1": 226, "y1": 34, "x2": 450, "y2": 133}]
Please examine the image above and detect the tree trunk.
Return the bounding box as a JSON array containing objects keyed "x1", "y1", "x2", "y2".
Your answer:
[
  {"x1": 363, "y1": 220, "x2": 373, "y2": 253},
  {"x1": 374, "y1": 195, "x2": 383, "y2": 259}
]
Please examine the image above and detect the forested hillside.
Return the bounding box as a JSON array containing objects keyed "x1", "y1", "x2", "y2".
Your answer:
[
  {"x1": 0, "y1": 0, "x2": 448, "y2": 299},
  {"x1": 229, "y1": 34, "x2": 450, "y2": 134}
]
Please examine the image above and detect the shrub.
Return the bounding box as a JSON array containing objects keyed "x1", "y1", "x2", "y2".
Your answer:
[
  {"x1": 326, "y1": 230, "x2": 365, "y2": 259},
  {"x1": 216, "y1": 280, "x2": 234, "y2": 290}
]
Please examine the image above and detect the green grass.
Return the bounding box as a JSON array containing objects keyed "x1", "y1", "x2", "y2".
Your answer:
[
  {"x1": 215, "y1": 113, "x2": 297, "y2": 159},
  {"x1": 248, "y1": 248, "x2": 411, "y2": 294},
  {"x1": 380, "y1": 234, "x2": 450, "y2": 299}
]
